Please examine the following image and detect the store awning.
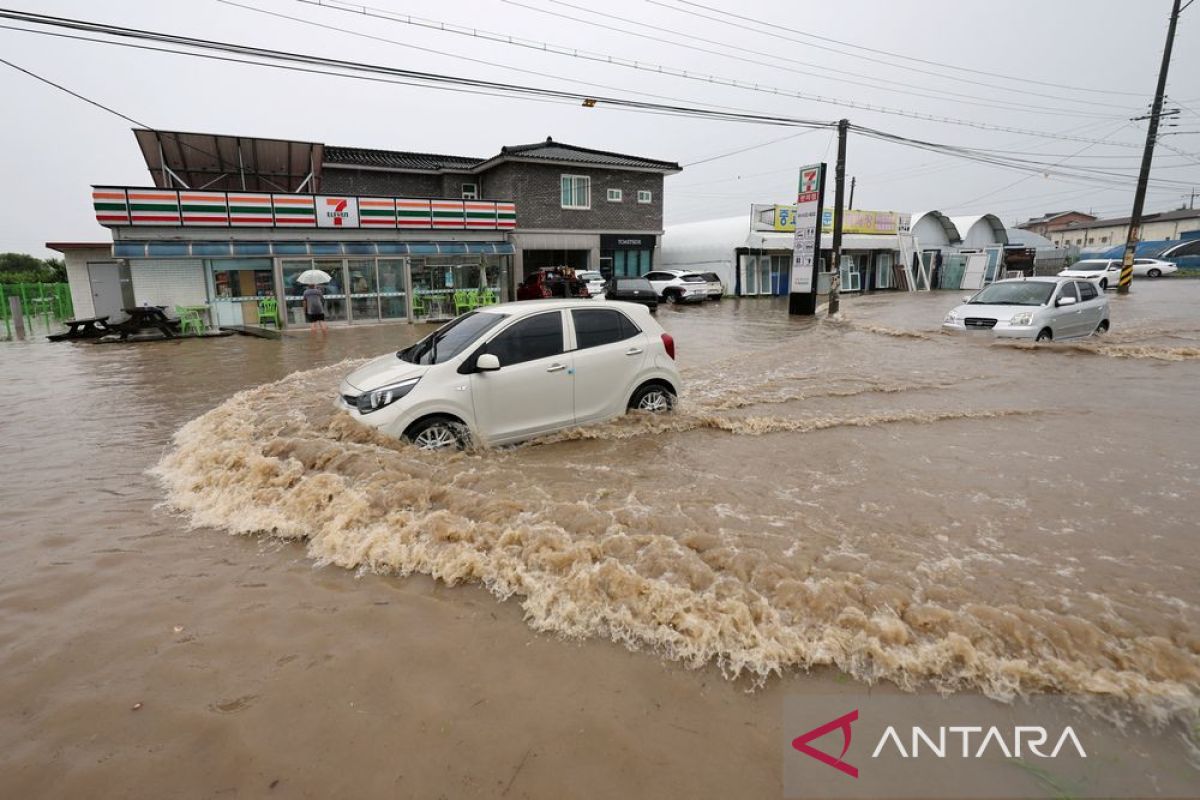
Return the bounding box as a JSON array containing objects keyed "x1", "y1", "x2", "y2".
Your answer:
[{"x1": 112, "y1": 241, "x2": 515, "y2": 258}]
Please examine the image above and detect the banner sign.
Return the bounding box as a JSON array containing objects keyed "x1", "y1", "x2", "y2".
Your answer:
[
  {"x1": 761, "y1": 203, "x2": 908, "y2": 236},
  {"x1": 790, "y1": 163, "x2": 826, "y2": 294},
  {"x1": 93, "y1": 187, "x2": 517, "y2": 231}
]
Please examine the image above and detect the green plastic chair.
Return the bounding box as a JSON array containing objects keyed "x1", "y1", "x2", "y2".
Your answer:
[
  {"x1": 411, "y1": 293, "x2": 426, "y2": 317},
  {"x1": 175, "y1": 305, "x2": 205, "y2": 336},
  {"x1": 257, "y1": 296, "x2": 281, "y2": 328},
  {"x1": 454, "y1": 290, "x2": 473, "y2": 315},
  {"x1": 480, "y1": 288, "x2": 498, "y2": 306}
]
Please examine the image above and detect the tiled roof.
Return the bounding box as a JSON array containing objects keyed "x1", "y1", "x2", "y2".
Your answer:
[
  {"x1": 323, "y1": 146, "x2": 484, "y2": 172},
  {"x1": 1059, "y1": 207, "x2": 1200, "y2": 229},
  {"x1": 324, "y1": 137, "x2": 680, "y2": 173},
  {"x1": 496, "y1": 138, "x2": 681, "y2": 171},
  {"x1": 1017, "y1": 210, "x2": 1094, "y2": 227}
]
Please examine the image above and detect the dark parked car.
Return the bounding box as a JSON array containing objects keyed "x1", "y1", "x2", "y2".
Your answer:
[
  {"x1": 516, "y1": 267, "x2": 591, "y2": 301},
  {"x1": 604, "y1": 277, "x2": 658, "y2": 312}
]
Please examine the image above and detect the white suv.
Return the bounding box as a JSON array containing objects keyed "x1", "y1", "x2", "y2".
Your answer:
[
  {"x1": 641, "y1": 270, "x2": 709, "y2": 304},
  {"x1": 339, "y1": 299, "x2": 681, "y2": 449}
]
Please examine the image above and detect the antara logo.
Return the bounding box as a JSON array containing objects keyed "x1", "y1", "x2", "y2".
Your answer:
[
  {"x1": 792, "y1": 710, "x2": 1087, "y2": 780},
  {"x1": 792, "y1": 709, "x2": 859, "y2": 778},
  {"x1": 326, "y1": 198, "x2": 349, "y2": 225}
]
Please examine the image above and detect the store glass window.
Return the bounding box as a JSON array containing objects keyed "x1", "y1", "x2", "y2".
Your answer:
[
  {"x1": 378, "y1": 258, "x2": 408, "y2": 320},
  {"x1": 207, "y1": 258, "x2": 274, "y2": 327}
]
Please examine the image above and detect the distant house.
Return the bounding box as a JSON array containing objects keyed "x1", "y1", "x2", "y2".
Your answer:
[
  {"x1": 1017, "y1": 211, "x2": 1097, "y2": 238},
  {"x1": 60, "y1": 129, "x2": 679, "y2": 328},
  {"x1": 1042, "y1": 207, "x2": 1200, "y2": 249}
]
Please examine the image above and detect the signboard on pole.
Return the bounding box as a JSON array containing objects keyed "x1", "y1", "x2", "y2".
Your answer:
[{"x1": 790, "y1": 163, "x2": 826, "y2": 295}]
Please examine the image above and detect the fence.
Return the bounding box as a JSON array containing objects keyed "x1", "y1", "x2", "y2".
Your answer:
[{"x1": 1, "y1": 283, "x2": 74, "y2": 339}]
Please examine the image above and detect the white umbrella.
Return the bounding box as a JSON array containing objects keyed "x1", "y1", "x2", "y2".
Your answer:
[{"x1": 297, "y1": 269, "x2": 332, "y2": 285}]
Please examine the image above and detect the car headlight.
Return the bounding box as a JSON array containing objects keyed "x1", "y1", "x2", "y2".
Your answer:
[
  {"x1": 357, "y1": 377, "x2": 421, "y2": 414},
  {"x1": 944, "y1": 310, "x2": 960, "y2": 323},
  {"x1": 1008, "y1": 312, "x2": 1034, "y2": 326}
]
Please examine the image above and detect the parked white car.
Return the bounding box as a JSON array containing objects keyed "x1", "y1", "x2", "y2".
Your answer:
[
  {"x1": 1059, "y1": 257, "x2": 1176, "y2": 288},
  {"x1": 942, "y1": 277, "x2": 1109, "y2": 342},
  {"x1": 697, "y1": 271, "x2": 726, "y2": 299},
  {"x1": 641, "y1": 270, "x2": 709, "y2": 304},
  {"x1": 339, "y1": 300, "x2": 681, "y2": 449},
  {"x1": 576, "y1": 270, "x2": 606, "y2": 297}
]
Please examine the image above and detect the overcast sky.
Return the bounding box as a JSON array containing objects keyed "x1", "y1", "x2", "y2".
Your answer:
[{"x1": 1, "y1": 0, "x2": 1197, "y2": 257}]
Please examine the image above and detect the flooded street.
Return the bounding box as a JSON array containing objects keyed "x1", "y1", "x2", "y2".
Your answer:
[{"x1": 2, "y1": 283, "x2": 1198, "y2": 797}]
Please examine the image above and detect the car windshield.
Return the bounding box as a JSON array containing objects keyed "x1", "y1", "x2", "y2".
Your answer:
[
  {"x1": 1069, "y1": 262, "x2": 1109, "y2": 271},
  {"x1": 397, "y1": 311, "x2": 505, "y2": 364},
  {"x1": 967, "y1": 282, "x2": 1055, "y2": 306},
  {"x1": 578, "y1": 271, "x2": 602, "y2": 280},
  {"x1": 615, "y1": 279, "x2": 653, "y2": 291}
]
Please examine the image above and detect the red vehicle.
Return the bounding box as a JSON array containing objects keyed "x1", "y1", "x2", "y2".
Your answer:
[{"x1": 516, "y1": 267, "x2": 592, "y2": 301}]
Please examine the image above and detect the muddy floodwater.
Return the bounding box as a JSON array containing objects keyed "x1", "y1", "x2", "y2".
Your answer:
[{"x1": 2, "y1": 283, "x2": 1198, "y2": 798}]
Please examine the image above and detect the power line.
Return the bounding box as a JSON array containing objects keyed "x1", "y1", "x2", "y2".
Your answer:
[
  {"x1": 0, "y1": 9, "x2": 837, "y2": 129},
  {"x1": 655, "y1": 0, "x2": 1146, "y2": 98},
  {"x1": 683, "y1": 129, "x2": 821, "y2": 166},
  {"x1": 486, "y1": 0, "x2": 1132, "y2": 115}
]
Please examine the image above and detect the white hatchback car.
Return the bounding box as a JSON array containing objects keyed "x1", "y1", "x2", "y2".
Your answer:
[
  {"x1": 339, "y1": 300, "x2": 681, "y2": 449},
  {"x1": 942, "y1": 277, "x2": 1110, "y2": 342},
  {"x1": 641, "y1": 270, "x2": 709, "y2": 304}
]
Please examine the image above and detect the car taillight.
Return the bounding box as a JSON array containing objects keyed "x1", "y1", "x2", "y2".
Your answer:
[{"x1": 661, "y1": 332, "x2": 675, "y2": 360}]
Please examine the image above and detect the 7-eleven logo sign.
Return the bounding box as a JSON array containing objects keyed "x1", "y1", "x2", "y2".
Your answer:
[
  {"x1": 799, "y1": 166, "x2": 821, "y2": 194},
  {"x1": 317, "y1": 196, "x2": 358, "y2": 228}
]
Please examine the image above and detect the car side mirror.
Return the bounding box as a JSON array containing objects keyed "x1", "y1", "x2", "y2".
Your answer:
[
  {"x1": 961, "y1": 295, "x2": 972, "y2": 303},
  {"x1": 1056, "y1": 296, "x2": 1077, "y2": 307},
  {"x1": 476, "y1": 353, "x2": 501, "y2": 371}
]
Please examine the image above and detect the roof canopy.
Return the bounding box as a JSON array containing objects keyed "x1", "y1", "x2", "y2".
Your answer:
[{"x1": 134, "y1": 129, "x2": 323, "y2": 193}]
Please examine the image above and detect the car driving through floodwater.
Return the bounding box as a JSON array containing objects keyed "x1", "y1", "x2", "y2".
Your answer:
[
  {"x1": 941, "y1": 276, "x2": 1110, "y2": 342},
  {"x1": 338, "y1": 299, "x2": 680, "y2": 449}
]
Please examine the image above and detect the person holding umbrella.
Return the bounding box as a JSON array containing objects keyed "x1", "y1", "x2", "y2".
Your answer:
[{"x1": 297, "y1": 268, "x2": 332, "y2": 334}]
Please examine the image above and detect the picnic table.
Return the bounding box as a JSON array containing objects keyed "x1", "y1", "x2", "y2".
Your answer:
[
  {"x1": 106, "y1": 306, "x2": 180, "y2": 340},
  {"x1": 47, "y1": 316, "x2": 111, "y2": 341}
]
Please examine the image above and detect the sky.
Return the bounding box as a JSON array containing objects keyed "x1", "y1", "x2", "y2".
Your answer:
[{"x1": 1, "y1": 0, "x2": 1198, "y2": 257}]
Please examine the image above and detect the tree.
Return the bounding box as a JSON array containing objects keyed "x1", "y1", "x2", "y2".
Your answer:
[{"x1": 0, "y1": 252, "x2": 66, "y2": 283}]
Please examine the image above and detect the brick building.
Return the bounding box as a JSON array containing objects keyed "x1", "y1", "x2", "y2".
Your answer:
[{"x1": 55, "y1": 129, "x2": 679, "y2": 329}]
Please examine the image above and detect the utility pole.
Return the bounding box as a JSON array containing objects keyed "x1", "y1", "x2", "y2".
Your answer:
[
  {"x1": 828, "y1": 118, "x2": 849, "y2": 316},
  {"x1": 848, "y1": 176, "x2": 856, "y2": 210},
  {"x1": 1118, "y1": 0, "x2": 1183, "y2": 294}
]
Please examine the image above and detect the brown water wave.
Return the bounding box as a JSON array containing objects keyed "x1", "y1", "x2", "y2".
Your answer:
[{"x1": 153, "y1": 361, "x2": 1200, "y2": 727}]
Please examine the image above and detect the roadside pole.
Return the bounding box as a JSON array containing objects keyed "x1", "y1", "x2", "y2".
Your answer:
[
  {"x1": 1118, "y1": 0, "x2": 1183, "y2": 295},
  {"x1": 828, "y1": 118, "x2": 849, "y2": 316},
  {"x1": 787, "y1": 163, "x2": 827, "y2": 315}
]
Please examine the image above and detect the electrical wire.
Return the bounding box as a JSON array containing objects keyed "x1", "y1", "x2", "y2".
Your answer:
[
  {"x1": 300, "y1": 0, "x2": 1133, "y2": 119},
  {"x1": 656, "y1": 0, "x2": 1146, "y2": 98}
]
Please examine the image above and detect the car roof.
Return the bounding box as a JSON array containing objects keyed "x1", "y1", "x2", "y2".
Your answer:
[
  {"x1": 993, "y1": 276, "x2": 1069, "y2": 284},
  {"x1": 481, "y1": 298, "x2": 648, "y2": 314}
]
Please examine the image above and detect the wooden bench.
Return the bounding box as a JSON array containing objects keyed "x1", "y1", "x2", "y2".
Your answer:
[{"x1": 47, "y1": 316, "x2": 111, "y2": 341}]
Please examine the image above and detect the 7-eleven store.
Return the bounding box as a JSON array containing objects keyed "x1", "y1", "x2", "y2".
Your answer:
[{"x1": 85, "y1": 186, "x2": 516, "y2": 328}]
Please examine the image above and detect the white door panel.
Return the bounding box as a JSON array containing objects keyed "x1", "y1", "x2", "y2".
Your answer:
[
  {"x1": 572, "y1": 335, "x2": 646, "y2": 422},
  {"x1": 470, "y1": 356, "x2": 574, "y2": 442}
]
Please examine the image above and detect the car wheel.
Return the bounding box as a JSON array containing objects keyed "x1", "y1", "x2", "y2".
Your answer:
[
  {"x1": 1095, "y1": 319, "x2": 1110, "y2": 335},
  {"x1": 1099, "y1": 279, "x2": 1108, "y2": 290},
  {"x1": 629, "y1": 383, "x2": 676, "y2": 414},
  {"x1": 664, "y1": 290, "x2": 679, "y2": 304},
  {"x1": 1147, "y1": 268, "x2": 1161, "y2": 278},
  {"x1": 1036, "y1": 328, "x2": 1053, "y2": 343},
  {"x1": 406, "y1": 416, "x2": 466, "y2": 451}
]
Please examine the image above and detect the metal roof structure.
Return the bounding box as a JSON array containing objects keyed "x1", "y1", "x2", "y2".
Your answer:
[
  {"x1": 1057, "y1": 207, "x2": 1200, "y2": 230},
  {"x1": 909, "y1": 211, "x2": 962, "y2": 245},
  {"x1": 951, "y1": 214, "x2": 1009, "y2": 247},
  {"x1": 133, "y1": 129, "x2": 323, "y2": 193}
]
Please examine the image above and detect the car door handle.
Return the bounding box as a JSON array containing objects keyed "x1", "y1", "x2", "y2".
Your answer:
[
  {"x1": 546, "y1": 363, "x2": 567, "y2": 372},
  {"x1": 625, "y1": 347, "x2": 644, "y2": 355}
]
